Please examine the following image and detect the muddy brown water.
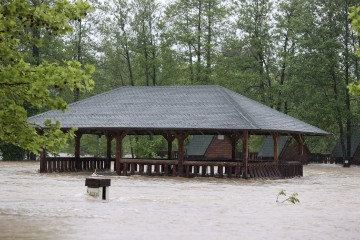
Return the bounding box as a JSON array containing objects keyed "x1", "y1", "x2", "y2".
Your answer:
[{"x1": 0, "y1": 161, "x2": 359, "y2": 240}]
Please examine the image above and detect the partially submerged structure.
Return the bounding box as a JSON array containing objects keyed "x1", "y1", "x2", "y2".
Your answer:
[
  {"x1": 331, "y1": 129, "x2": 360, "y2": 165},
  {"x1": 29, "y1": 85, "x2": 328, "y2": 178},
  {"x1": 258, "y1": 136, "x2": 311, "y2": 164},
  {"x1": 186, "y1": 135, "x2": 233, "y2": 160}
]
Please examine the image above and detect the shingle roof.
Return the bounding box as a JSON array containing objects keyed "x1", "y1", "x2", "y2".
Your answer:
[
  {"x1": 186, "y1": 135, "x2": 214, "y2": 156},
  {"x1": 28, "y1": 85, "x2": 328, "y2": 135}
]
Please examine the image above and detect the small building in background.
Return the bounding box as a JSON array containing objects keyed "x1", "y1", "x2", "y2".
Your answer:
[
  {"x1": 186, "y1": 135, "x2": 233, "y2": 160},
  {"x1": 331, "y1": 129, "x2": 360, "y2": 165},
  {"x1": 258, "y1": 136, "x2": 311, "y2": 164}
]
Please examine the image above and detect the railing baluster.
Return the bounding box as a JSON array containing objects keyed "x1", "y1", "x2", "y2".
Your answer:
[
  {"x1": 218, "y1": 166, "x2": 223, "y2": 177},
  {"x1": 147, "y1": 164, "x2": 152, "y2": 176},
  {"x1": 202, "y1": 165, "x2": 206, "y2": 177},
  {"x1": 131, "y1": 163, "x2": 135, "y2": 175},
  {"x1": 164, "y1": 164, "x2": 169, "y2": 176},
  {"x1": 139, "y1": 164, "x2": 144, "y2": 175},
  {"x1": 155, "y1": 164, "x2": 160, "y2": 176}
]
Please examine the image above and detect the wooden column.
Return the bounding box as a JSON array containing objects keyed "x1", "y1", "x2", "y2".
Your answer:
[
  {"x1": 242, "y1": 131, "x2": 249, "y2": 179},
  {"x1": 39, "y1": 148, "x2": 46, "y2": 173},
  {"x1": 272, "y1": 133, "x2": 279, "y2": 165},
  {"x1": 106, "y1": 134, "x2": 113, "y2": 169},
  {"x1": 115, "y1": 132, "x2": 126, "y2": 175},
  {"x1": 75, "y1": 132, "x2": 82, "y2": 171},
  {"x1": 166, "y1": 134, "x2": 175, "y2": 160},
  {"x1": 176, "y1": 133, "x2": 187, "y2": 177}
]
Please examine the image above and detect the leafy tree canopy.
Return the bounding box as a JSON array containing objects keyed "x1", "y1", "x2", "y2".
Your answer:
[
  {"x1": 0, "y1": 0, "x2": 95, "y2": 154},
  {"x1": 349, "y1": 6, "x2": 360, "y2": 95}
]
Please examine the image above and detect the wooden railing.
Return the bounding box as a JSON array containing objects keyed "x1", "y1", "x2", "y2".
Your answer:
[
  {"x1": 278, "y1": 161, "x2": 303, "y2": 177},
  {"x1": 42, "y1": 157, "x2": 303, "y2": 178},
  {"x1": 120, "y1": 159, "x2": 178, "y2": 176},
  {"x1": 45, "y1": 157, "x2": 112, "y2": 172},
  {"x1": 184, "y1": 161, "x2": 243, "y2": 178}
]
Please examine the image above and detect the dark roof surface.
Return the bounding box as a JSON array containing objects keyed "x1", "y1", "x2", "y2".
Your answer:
[
  {"x1": 186, "y1": 135, "x2": 214, "y2": 156},
  {"x1": 28, "y1": 85, "x2": 328, "y2": 135},
  {"x1": 331, "y1": 128, "x2": 360, "y2": 158},
  {"x1": 258, "y1": 136, "x2": 288, "y2": 158}
]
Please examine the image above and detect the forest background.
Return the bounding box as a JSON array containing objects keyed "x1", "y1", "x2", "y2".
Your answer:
[{"x1": 1, "y1": 0, "x2": 360, "y2": 161}]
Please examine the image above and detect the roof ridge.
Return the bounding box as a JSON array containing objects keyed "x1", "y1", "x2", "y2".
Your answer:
[{"x1": 217, "y1": 87, "x2": 257, "y2": 129}]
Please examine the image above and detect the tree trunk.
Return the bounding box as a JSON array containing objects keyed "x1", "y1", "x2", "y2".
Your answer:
[
  {"x1": 74, "y1": 20, "x2": 82, "y2": 102},
  {"x1": 196, "y1": 0, "x2": 203, "y2": 83},
  {"x1": 344, "y1": 0, "x2": 351, "y2": 164},
  {"x1": 205, "y1": 0, "x2": 212, "y2": 84}
]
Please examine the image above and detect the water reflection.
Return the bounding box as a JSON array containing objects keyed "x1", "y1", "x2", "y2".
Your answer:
[{"x1": 0, "y1": 161, "x2": 359, "y2": 240}]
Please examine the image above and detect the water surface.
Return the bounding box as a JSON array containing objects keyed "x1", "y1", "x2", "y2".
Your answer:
[{"x1": 0, "y1": 161, "x2": 359, "y2": 240}]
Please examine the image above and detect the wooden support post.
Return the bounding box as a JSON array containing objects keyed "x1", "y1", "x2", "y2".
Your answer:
[
  {"x1": 165, "y1": 134, "x2": 175, "y2": 160},
  {"x1": 115, "y1": 132, "x2": 126, "y2": 175},
  {"x1": 242, "y1": 131, "x2": 249, "y2": 179},
  {"x1": 175, "y1": 132, "x2": 188, "y2": 177},
  {"x1": 75, "y1": 132, "x2": 82, "y2": 171},
  {"x1": 40, "y1": 148, "x2": 47, "y2": 173},
  {"x1": 272, "y1": 133, "x2": 279, "y2": 165},
  {"x1": 106, "y1": 134, "x2": 113, "y2": 169}
]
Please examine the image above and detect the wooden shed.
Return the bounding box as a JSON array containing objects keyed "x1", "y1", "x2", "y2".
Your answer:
[
  {"x1": 258, "y1": 136, "x2": 311, "y2": 164},
  {"x1": 331, "y1": 129, "x2": 360, "y2": 165},
  {"x1": 186, "y1": 135, "x2": 233, "y2": 160},
  {"x1": 28, "y1": 85, "x2": 328, "y2": 178}
]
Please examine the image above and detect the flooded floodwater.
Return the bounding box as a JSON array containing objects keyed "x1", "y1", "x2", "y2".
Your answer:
[{"x1": 0, "y1": 161, "x2": 359, "y2": 240}]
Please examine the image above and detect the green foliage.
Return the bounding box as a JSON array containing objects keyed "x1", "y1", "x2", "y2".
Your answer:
[
  {"x1": 0, "y1": 0, "x2": 94, "y2": 154},
  {"x1": 123, "y1": 136, "x2": 167, "y2": 158},
  {"x1": 276, "y1": 190, "x2": 300, "y2": 204},
  {"x1": 349, "y1": 6, "x2": 360, "y2": 95},
  {"x1": 0, "y1": 142, "x2": 26, "y2": 160}
]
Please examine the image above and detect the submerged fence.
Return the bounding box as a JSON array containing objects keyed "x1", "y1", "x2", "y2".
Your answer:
[{"x1": 42, "y1": 157, "x2": 303, "y2": 179}]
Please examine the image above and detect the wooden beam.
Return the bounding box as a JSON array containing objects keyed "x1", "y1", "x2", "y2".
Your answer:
[
  {"x1": 163, "y1": 133, "x2": 175, "y2": 160},
  {"x1": 106, "y1": 134, "x2": 113, "y2": 169},
  {"x1": 39, "y1": 148, "x2": 46, "y2": 173},
  {"x1": 115, "y1": 132, "x2": 126, "y2": 175},
  {"x1": 75, "y1": 132, "x2": 82, "y2": 170},
  {"x1": 242, "y1": 131, "x2": 249, "y2": 179},
  {"x1": 175, "y1": 132, "x2": 188, "y2": 177},
  {"x1": 272, "y1": 133, "x2": 279, "y2": 165}
]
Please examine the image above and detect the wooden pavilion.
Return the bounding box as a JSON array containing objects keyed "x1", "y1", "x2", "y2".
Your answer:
[{"x1": 29, "y1": 85, "x2": 328, "y2": 178}]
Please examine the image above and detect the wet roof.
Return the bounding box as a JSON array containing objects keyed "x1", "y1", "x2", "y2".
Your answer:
[{"x1": 28, "y1": 85, "x2": 328, "y2": 135}]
